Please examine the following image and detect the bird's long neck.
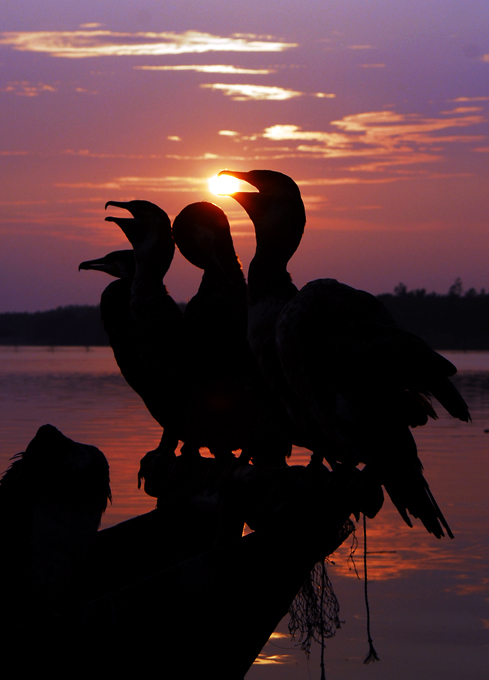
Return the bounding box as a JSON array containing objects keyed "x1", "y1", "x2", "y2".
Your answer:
[
  {"x1": 131, "y1": 232, "x2": 174, "y2": 310},
  {"x1": 200, "y1": 252, "x2": 247, "y2": 295},
  {"x1": 247, "y1": 251, "x2": 297, "y2": 306}
]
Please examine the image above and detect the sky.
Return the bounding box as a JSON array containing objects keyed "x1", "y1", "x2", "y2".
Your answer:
[{"x1": 1, "y1": 0, "x2": 488, "y2": 311}]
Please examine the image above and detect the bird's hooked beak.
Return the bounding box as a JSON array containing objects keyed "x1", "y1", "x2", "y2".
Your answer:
[
  {"x1": 104, "y1": 201, "x2": 146, "y2": 246},
  {"x1": 217, "y1": 170, "x2": 265, "y2": 220},
  {"x1": 218, "y1": 169, "x2": 306, "y2": 257},
  {"x1": 218, "y1": 169, "x2": 258, "y2": 188},
  {"x1": 78, "y1": 255, "x2": 115, "y2": 276},
  {"x1": 79, "y1": 256, "x2": 106, "y2": 273}
]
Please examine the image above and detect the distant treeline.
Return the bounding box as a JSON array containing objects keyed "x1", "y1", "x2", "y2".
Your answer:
[
  {"x1": 378, "y1": 278, "x2": 489, "y2": 350},
  {"x1": 0, "y1": 306, "x2": 107, "y2": 347},
  {"x1": 0, "y1": 279, "x2": 488, "y2": 349}
]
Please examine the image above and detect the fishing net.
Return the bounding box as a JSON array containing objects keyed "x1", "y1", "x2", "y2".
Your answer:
[{"x1": 288, "y1": 558, "x2": 341, "y2": 657}]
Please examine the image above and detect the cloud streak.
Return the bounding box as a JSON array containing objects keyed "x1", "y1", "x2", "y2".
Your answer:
[
  {"x1": 201, "y1": 83, "x2": 302, "y2": 101},
  {"x1": 1, "y1": 81, "x2": 57, "y2": 96},
  {"x1": 0, "y1": 30, "x2": 297, "y2": 58},
  {"x1": 201, "y1": 83, "x2": 334, "y2": 101},
  {"x1": 259, "y1": 109, "x2": 486, "y2": 169},
  {"x1": 55, "y1": 175, "x2": 208, "y2": 192},
  {"x1": 135, "y1": 64, "x2": 275, "y2": 74}
]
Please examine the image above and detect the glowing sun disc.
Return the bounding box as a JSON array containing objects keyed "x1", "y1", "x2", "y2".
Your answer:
[{"x1": 208, "y1": 174, "x2": 240, "y2": 196}]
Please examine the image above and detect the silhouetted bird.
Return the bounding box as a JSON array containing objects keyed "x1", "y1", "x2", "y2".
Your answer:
[
  {"x1": 0, "y1": 424, "x2": 111, "y2": 615},
  {"x1": 220, "y1": 169, "x2": 470, "y2": 537},
  {"x1": 79, "y1": 248, "x2": 177, "y2": 436},
  {"x1": 173, "y1": 200, "x2": 293, "y2": 466},
  {"x1": 102, "y1": 200, "x2": 185, "y2": 460},
  {"x1": 172, "y1": 201, "x2": 249, "y2": 460}
]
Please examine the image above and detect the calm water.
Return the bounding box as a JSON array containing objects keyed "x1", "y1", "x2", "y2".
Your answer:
[{"x1": 0, "y1": 347, "x2": 488, "y2": 678}]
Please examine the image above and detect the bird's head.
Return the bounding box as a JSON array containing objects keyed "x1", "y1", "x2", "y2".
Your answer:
[
  {"x1": 78, "y1": 250, "x2": 135, "y2": 280},
  {"x1": 218, "y1": 169, "x2": 305, "y2": 264},
  {"x1": 173, "y1": 202, "x2": 244, "y2": 285},
  {"x1": 22, "y1": 424, "x2": 111, "y2": 514},
  {"x1": 104, "y1": 200, "x2": 174, "y2": 278}
]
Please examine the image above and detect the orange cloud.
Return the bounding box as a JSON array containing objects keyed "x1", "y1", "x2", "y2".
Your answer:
[
  {"x1": 55, "y1": 175, "x2": 207, "y2": 192},
  {"x1": 134, "y1": 64, "x2": 275, "y2": 74},
  {"x1": 0, "y1": 150, "x2": 28, "y2": 156},
  {"x1": 1, "y1": 81, "x2": 57, "y2": 96},
  {"x1": 452, "y1": 96, "x2": 489, "y2": 102},
  {"x1": 200, "y1": 83, "x2": 303, "y2": 100},
  {"x1": 441, "y1": 107, "x2": 483, "y2": 114},
  {"x1": 259, "y1": 109, "x2": 486, "y2": 169},
  {"x1": 0, "y1": 30, "x2": 297, "y2": 58},
  {"x1": 201, "y1": 83, "x2": 335, "y2": 101}
]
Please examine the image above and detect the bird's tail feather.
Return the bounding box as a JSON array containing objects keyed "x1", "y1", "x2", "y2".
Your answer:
[
  {"x1": 384, "y1": 469, "x2": 453, "y2": 539},
  {"x1": 431, "y1": 378, "x2": 471, "y2": 423},
  {"x1": 374, "y1": 427, "x2": 453, "y2": 538}
]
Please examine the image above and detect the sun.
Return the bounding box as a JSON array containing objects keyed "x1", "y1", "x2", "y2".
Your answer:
[{"x1": 208, "y1": 173, "x2": 240, "y2": 196}]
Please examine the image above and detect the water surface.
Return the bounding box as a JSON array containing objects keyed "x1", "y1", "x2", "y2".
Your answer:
[{"x1": 0, "y1": 347, "x2": 487, "y2": 678}]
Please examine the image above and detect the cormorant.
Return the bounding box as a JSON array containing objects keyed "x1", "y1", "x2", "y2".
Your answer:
[
  {"x1": 103, "y1": 200, "x2": 185, "y2": 458},
  {"x1": 172, "y1": 201, "x2": 249, "y2": 460},
  {"x1": 220, "y1": 169, "x2": 470, "y2": 537},
  {"x1": 79, "y1": 249, "x2": 173, "y2": 432},
  {"x1": 172, "y1": 200, "x2": 293, "y2": 466},
  {"x1": 0, "y1": 424, "x2": 111, "y2": 613}
]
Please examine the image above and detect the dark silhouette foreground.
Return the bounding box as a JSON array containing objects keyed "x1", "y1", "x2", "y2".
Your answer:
[{"x1": 0, "y1": 424, "x2": 380, "y2": 679}]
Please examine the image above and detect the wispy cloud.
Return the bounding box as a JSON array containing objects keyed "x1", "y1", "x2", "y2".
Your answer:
[
  {"x1": 360, "y1": 63, "x2": 386, "y2": 68},
  {"x1": 298, "y1": 177, "x2": 401, "y2": 185},
  {"x1": 0, "y1": 81, "x2": 97, "y2": 96},
  {"x1": 201, "y1": 83, "x2": 334, "y2": 101},
  {"x1": 452, "y1": 96, "x2": 489, "y2": 102},
  {"x1": 1, "y1": 81, "x2": 57, "y2": 96},
  {"x1": 441, "y1": 107, "x2": 483, "y2": 114},
  {"x1": 260, "y1": 109, "x2": 486, "y2": 170},
  {"x1": 135, "y1": 64, "x2": 275, "y2": 74},
  {"x1": 55, "y1": 175, "x2": 208, "y2": 192},
  {"x1": 0, "y1": 30, "x2": 297, "y2": 58},
  {"x1": 62, "y1": 149, "x2": 167, "y2": 159},
  {"x1": 201, "y1": 83, "x2": 302, "y2": 101},
  {"x1": 0, "y1": 197, "x2": 103, "y2": 207}
]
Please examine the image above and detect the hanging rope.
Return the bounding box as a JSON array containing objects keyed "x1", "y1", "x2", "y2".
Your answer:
[
  {"x1": 363, "y1": 513, "x2": 380, "y2": 664},
  {"x1": 319, "y1": 560, "x2": 326, "y2": 680}
]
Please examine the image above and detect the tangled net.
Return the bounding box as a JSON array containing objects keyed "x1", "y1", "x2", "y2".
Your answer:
[{"x1": 288, "y1": 559, "x2": 341, "y2": 657}]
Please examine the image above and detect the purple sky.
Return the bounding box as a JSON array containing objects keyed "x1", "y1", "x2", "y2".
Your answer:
[{"x1": 1, "y1": 0, "x2": 488, "y2": 311}]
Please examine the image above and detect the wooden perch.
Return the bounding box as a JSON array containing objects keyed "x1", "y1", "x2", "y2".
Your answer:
[{"x1": 0, "y1": 427, "x2": 383, "y2": 679}]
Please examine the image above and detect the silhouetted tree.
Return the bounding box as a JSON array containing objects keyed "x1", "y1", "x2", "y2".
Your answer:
[{"x1": 448, "y1": 277, "x2": 463, "y2": 297}]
